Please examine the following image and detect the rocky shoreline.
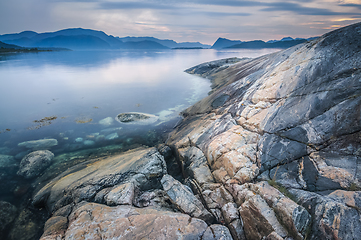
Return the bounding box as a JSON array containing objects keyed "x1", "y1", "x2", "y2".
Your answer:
[{"x1": 1, "y1": 22, "x2": 360, "y2": 239}]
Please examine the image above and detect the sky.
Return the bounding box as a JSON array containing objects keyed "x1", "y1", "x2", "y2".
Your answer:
[{"x1": 0, "y1": 0, "x2": 360, "y2": 44}]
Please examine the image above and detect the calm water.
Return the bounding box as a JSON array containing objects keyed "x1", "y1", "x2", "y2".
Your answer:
[{"x1": 0, "y1": 48, "x2": 279, "y2": 156}]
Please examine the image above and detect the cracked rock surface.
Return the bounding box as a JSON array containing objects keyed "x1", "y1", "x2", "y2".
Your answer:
[
  {"x1": 34, "y1": 23, "x2": 360, "y2": 240},
  {"x1": 167, "y1": 22, "x2": 361, "y2": 239}
]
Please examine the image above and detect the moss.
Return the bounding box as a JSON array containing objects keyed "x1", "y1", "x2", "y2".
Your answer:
[
  {"x1": 267, "y1": 179, "x2": 297, "y2": 202},
  {"x1": 348, "y1": 183, "x2": 361, "y2": 191}
]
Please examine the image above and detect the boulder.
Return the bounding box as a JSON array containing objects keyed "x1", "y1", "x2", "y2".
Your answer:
[
  {"x1": 18, "y1": 139, "x2": 58, "y2": 150},
  {"x1": 98, "y1": 116, "x2": 114, "y2": 126},
  {"x1": 33, "y1": 147, "x2": 167, "y2": 212},
  {"x1": 115, "y1": 112, "x2": 159, "y2": 125},
  {"x1": 17, "y1": 150, "x2": 54, "y2": 179}
]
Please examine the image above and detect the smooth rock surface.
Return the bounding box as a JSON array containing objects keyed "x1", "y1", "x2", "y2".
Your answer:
[
  {"x1": 18, "y1": 139, "x2": 58, "y2": 150},
  {"x1": 33, "y1": 147, "x2": 167, "y2": 212}
]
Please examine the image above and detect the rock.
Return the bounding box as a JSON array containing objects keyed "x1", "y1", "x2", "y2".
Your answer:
[
  {"x1": 116, "y1": 112, "x2": 159, "y2": 125},
  {"x1": 228, "y1": 219, "x2": 246, "y2": 240},
  {"x1": 8, "y1": 208, "x2": 43, "y2": 240},
  {"x1": 178, "y1": 146, "x2": 215, "y2": 186},
  {"x1": 100, "y1": 127, "x2": 122, "y2": 134},
  {"x1": 0, "y1": 154, "x2": 17, "y2": 168},
  {"x1": 33, "y1": 147, "x2": 167, "y2": 212},
  {"x1": 161, "y1": 174, "x2": 215, "y2": 224},
  {"x1": 105, "y1": 132, "x2": 118, "y2": 140},
  {"x1": 18, "y1": 139, "x2": 58, "y2": 150},
  {"x1": 41, "y1": 203, "x2": 209, "y2": 240},
  {"x1": 166, "y1": 23, "x2": 361, "y2": 239},
  {"x1": 83, "y1": 140, "x2": 95, "y2": 146},
  {"x1": 104, "y1": 182, "x2": 135, "y2": 206},
  {"x1": 41, "y1": 216, "x2": 68, "y2": 239},
  {"x1": 14, "y1": 151, "x2": 31, "y2": 160},
  {"x1": 98, "y1": 116, "x2": 114, "y2": 126},
  {"x1": 221, "y1": 202, "x2": 239, "y2": 224},
  {"x1": 17, "y1": 150, "x2": 54, "y2": 179},
  {"x1": 0, "y1": 201, "x2": 17, "y2": 237},
  {"x1": 202, "y1": 224, "x2": 233, "y2": 240}
]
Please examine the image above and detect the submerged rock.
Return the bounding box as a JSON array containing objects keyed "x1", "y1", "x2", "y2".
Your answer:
[
  {"x1": 17, "y1": 150, "x2": 54, "y2": 179},
  {"x1": 18, "y1": 139, "x2": 58, "y2": 150},
  {"x1": 105, "y1": 132, "x2": 118, "y2": 140},
  {"x1": 0, "y1": 201, "x2": 17, "y2": 238},
  {"x1": 115, "y1": 112, "x2": 159, "y2": 125},
  {"x1": 98, "y1": 116, "x2": 114, "y2": 126}
]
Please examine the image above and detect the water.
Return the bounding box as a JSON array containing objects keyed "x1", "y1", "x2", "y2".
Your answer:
[{"x1": 0, "y1": 48, "x2": 280, "y2": 239}]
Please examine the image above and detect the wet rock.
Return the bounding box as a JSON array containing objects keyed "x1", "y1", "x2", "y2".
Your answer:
[
  {"x1": 18, "y1": 138, "x2": 58, "y2": 150},
  {"x1": 98, "y1": 116, "x2": 114, "y2": 126},
  {"x1": 116, "y1": 112, "x2": 159, "y2": 125},
  {"x1": 41, "y1": 203, "x2": 209, "y2": 240},
  {"x1": 202, "y1": 224, "x2": 233, "y2": 240},
  {"x1": 161, "y1": 174, "x2": 215, "y2": 224},
  {"x1": 33, "y1": 147, "x2": 167, "y2": 212},
  {"x1": 17, "y1": 150, "x2": 54, "y2": 179},
  {"x1": 83, "y1": 140, "x2": 95, "y2": 146},
  {"x1": 8, "y1": 208, "x2": 43, "y2": 240},
  {"x1": 0, "y1": 201, "x2": 17, "y2": 237},
  {"x1": 0, "y1": 154, "x2": 17, "y2": 168}
]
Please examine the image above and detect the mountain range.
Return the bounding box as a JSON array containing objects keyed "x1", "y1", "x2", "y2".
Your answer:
[
  {"x1": 211, "y1": 36, "x2": 318, "y2": 49},
  {"x1": 0, "y1": 28, "x2": 317, "y2": 51},
  {"x1": 0, "y1": 28, "x2": 210, "y2": 50}
]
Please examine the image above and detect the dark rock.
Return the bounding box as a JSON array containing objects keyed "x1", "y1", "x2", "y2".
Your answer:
[
  {"x1": 17, "y1": 150, "x2": 54, "y2": 179},
  {"x1": 0, "y1": 201, "x2": 17, "y2": 237}
]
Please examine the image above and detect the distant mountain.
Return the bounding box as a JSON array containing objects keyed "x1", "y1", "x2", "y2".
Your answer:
[
  {"x1": 0, "y1": 28, "x2": 210, "y2": 50},
  {"x1": 226, "y1": 39, "x2": 308, "y2": 49},
  {"x1": 0, "y1": 31, "x2": 38, "y2": 41},
  {"x1": 0, "y1": 40, "x2": 23, "y2": 49},
  {"x1": 211, "y1": 37, "x2": 243, "y2": 49},
  {"x1": 119, "y1": 36, "x2": 211, "y2": 49},
  {"x1": 35, "y1": 35, "x2": 112, "y2": 49},
  {"x1": 121, "y1": 40, "x2": 169, "y2": 49}
]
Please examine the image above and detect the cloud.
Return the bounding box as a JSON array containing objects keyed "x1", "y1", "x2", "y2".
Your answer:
[
  {"x1": 99, "y1": 1, "x2": 175, "y2": 10},
  {"x1": 261, "y1": 2, "x2": 361, "y2": 15},
  {"x1": 339, "y1": 3, "x2": 361, "y2": 10}
]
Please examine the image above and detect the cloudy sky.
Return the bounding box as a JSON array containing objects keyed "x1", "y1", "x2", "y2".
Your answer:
[{"x1": 0, "y1": 0, "x2": 360, "y2": 44}]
